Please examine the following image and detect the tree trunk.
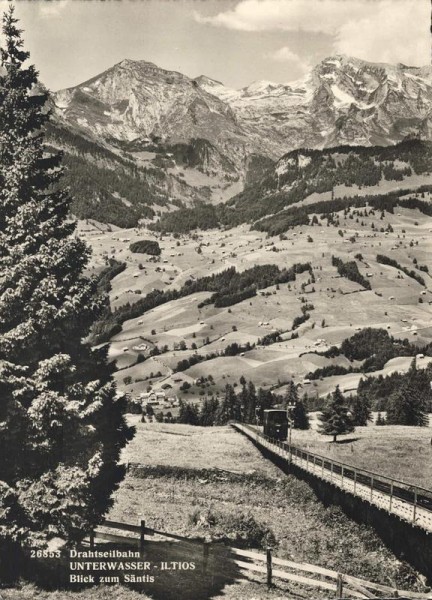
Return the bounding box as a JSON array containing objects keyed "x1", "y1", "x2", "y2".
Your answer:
[{"x1": 333, "y1": 434, "x2": 337, "y2": 443}]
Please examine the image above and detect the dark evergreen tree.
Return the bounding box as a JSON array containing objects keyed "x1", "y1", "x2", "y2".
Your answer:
[
  {"x1": 351, "y1": 392, "x2": 372, "y2": 426},
  {"x1": 177, "y1": 401, "x2": 199, "y2": 425},
  {"x1": 232, "y1": 387, "x2": 243, "y2": 422},
  {"x1": 318, "y1": 386, "x2": 354, "y2": 442},
  {"x1": 245, "y1": 381, "x2": 257, "y2": 424},
  {"x1": 282, "y1": 381, "x2": 298, "y2": 409},
  {"x1": 256, "y1": 388, "x2": 274, "y2": 424},
  {"x1": 386, "y1": 382, "x2": 428, "y2": 426},
  {"x1": 199, "y1": 396, "x2": 219, "y2": 426},
  {"x1": 292, "y1": 400, "x2": 310, "y2": 430},
  {"x1": 238, "y1": 379, "x2": 249, "y2": 422},
  {"x1": 145, "y1": 403, "x2": 155, "y2": 417},
  {"x1": 215, "y1": 384, "x2": 238, "y2": 425},
  {"x1": 0, "y1": 6, "x2": 132, "y2": 560}
]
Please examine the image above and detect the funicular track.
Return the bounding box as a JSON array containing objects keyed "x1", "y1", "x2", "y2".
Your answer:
[{"x1": 232, "y1": 423, "x2": 432, "y2": 534}]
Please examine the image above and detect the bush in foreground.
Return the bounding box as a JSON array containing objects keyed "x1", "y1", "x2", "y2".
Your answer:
[{"x1": 188, "y1": 509, "x2": 276, "y2": 548}]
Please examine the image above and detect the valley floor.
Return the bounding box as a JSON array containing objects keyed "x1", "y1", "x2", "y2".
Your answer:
[{"x1": 79, "y1": 198, "x2": 432, "y2": 405}]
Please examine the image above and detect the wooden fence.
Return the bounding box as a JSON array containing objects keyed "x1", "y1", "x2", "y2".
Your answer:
[
  {"x1": 87, "y1": 519, "x2": 432, "y2": 599},
  {"x1": 89, "y1": 519, "x2": 211, "y2": 573},
  {"x1": 232, "y1": 422, "x2": 432, "y2": 532},
  {"x1": 230, "y1": 546, "x2": 432, "y2": 599}
]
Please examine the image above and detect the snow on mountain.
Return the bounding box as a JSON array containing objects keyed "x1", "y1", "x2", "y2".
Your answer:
[
  {"x1": 194, "y1": 54, "x2": 432, "y2": 157},
  {"x1": 193, "y1": 75, "x2": 241, "y2": 103},
  {"x1": 53, "y1": 54, "x2": 432, "y2": 192},
  {"x1": 52, "y1": 59, "x2": 249, "y2": 175}
]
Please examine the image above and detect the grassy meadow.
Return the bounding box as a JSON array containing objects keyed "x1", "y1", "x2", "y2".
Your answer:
[
  {"x1": 80, "y1": 203, "x2": 432, "y2": 404},
  {"x1": 290, "y1": 413, "x2": 432, "y2": 489},
  {"x1": 102, "y1": 419, "x2": 427, "y2": 598}
]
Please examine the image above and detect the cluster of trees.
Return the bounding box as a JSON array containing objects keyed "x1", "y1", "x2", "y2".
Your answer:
[
  {"x1": 174, "y1": 341, "x2": 255, "y2": 373},
  {"x1": 0, "y1": 8, "x2": 132, "y2": 577},
  {"x1": 317, "y1": 361, "x2": 430, "y2": 428},
  {"x1": 129, "y1": 239, "x2": 161, "y2": 256},
  {"x1": 376, "y1": 254, "x2": 425, "y2": 286},
  {"x1": 398, "y1": 193, "x2": 432, "y2": 217},
  {"x1": 61, "y1": 153, "x2": 156, "y2": 227},
  {"x1": 292, "y1": 312, "x2": 310, "y2": 330},
  {"x1": 307, "y1": 364, "x2": 353, "y2": 380},
  {"x1": 174, "y1": 351, "x2": 219, "y2": 373},
  {"x1": 258, "y1": 331, "x2": 282, "y2": 346},
  {"x1": 244, "y1": 153, "x2": 275, "y2": 187},
  {"x1": 153, "y1": 138, "x2": 432, "y2": 235},
  {"x1": 310, "y1": 328, "x2": 426, "y2": 378},
  {"x1": 198, "y1": 263, "x2": 312, "y2": 309},
  {"x1": 318, "y1": 385, "x2": 374, "y2": 441},
  {"x1": 91, "y1": 262, "x2": 312, "y2": 344},
  {"x1": 150, "y1": 202, "x2": 222, "y2": 234},
  {"x1": 177, "y1": 378, "x2": 310, "y2": 429},
  {"x1": 366, "y1": 360, "x2": 429, "y2": 426},
  {"x1": 223, "y1": 342, "x2": 254, "y2": 356},
  {"x1": 254, "y1": 187, "x2": 432, "y2": 236},
  {"x1": 96, "y1": 259, "x2": 127, "y2": 294},
  {"x1": 386, "y1": 380, "x2": 429, "y2": 426},
  {"x1": 340, "y1": 328, "x2": 420, "y2": 371},
  {"x1": 357, "y1": 359, "x2": 432, "y2": 421},
  {"x1": 331, "y1": 256, "x2": 371, "y2": 289},
  {"x1": 382, "y1": 163, "x2": 412, "y2": 181}
]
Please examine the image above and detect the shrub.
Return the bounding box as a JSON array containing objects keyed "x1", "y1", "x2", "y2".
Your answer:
[
  {"x1": 188, "y1": 509, "x2": 276, "y2": 548},
  {"x1": 129, "y1": 239, "x2": 161, "y2": 255}
]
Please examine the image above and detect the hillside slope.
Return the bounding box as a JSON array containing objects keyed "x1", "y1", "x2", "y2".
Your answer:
[
  {"x1": 152, "y1": 139, "x2": 432, "y2": 234},
  {"x1": 47, "y1": 55, "x2": 432, "y2": 227}
]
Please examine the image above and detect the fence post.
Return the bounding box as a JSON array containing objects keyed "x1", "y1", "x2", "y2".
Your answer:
[
  {"x1": 413, "y1": 489, "x2": 417, "y2": 524},
  {"x1": 140, "y1": 520, "x2": 145, "y2": 553},
  {"x1": 266, "y1": 548, "x2": 272, "y2": 589},
  {"x1": 370, "y1": 477, "x2": 374, "y2": 502},
  {"x1": 389, "y1": 481, "x2": 393, "y2": 513},
  {"x1": 203, "y1": 542, "x2": 210, "y2": 574},
  {"x1": 89, "y1": 529, "x2": 95, "y2": 550},
  {"x1": 336, "y1": 573, "x2": 343, "y2": 598}
]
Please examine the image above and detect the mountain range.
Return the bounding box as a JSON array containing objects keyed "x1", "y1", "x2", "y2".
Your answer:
[{"x1": 48, "y1": 55, "x2": 432, "y2": 226}]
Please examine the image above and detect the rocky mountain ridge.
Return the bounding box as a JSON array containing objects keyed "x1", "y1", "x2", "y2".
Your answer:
[
  {"x1": 49, "y1": 55, "x2": 432, "y2": 226},
  {"x1": 53, "y1": 54, "x2": 432, "y2": 168},
  {"x1": 196, "y1": 55, "x2": 432, "y2": 156}
]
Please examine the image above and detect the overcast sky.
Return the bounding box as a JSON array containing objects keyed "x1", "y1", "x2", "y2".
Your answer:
[{"x1": 10, "y1": 0, "x2": 432, "y2": 92}]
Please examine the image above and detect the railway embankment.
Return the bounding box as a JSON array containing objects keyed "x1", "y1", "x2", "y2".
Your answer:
[{"x1": 232, "y1": 423, "x2": 432, "y2": 579}]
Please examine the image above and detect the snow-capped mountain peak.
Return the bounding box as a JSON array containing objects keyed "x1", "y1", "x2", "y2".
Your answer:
[{"x1": 53, "y1": 54, "x2": 432, "y2": 179}]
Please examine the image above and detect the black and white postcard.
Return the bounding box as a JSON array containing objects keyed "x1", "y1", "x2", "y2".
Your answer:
[{"x1": 1, "y1": 1, "x2": 432, "y2": 599}]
